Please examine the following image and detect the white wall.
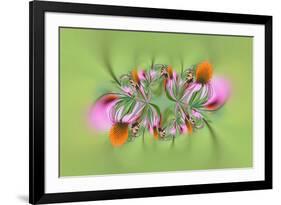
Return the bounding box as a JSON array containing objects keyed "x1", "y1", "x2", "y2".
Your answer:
[{"x1": 0, "y1": 0, "x2": 279, "y2": 204}]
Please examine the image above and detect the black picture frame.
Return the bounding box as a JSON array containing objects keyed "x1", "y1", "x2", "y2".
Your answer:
[{"x1": 29, "y1": 0, "x2": 272, "y2": 204}]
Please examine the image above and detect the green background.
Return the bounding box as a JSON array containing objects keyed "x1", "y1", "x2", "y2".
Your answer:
[{"x1": 59, "y1": 27, "x2": 253, "y2": 177}]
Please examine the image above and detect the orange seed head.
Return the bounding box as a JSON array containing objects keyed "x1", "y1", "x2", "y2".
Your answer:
[
  {"x1": 109, "y1": 123, "x2": 129, "y2": 147},
  {"x1": 196, "y1": 61, "x2": 213, "y2": 84}
]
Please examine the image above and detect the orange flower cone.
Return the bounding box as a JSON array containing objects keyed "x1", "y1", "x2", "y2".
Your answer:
[
  {"x1": 109, "y1": 123, "x2": 129, "y2": 147},
  {"x1": 196, "y1": 61, "x2": 213, "y2": 84}
]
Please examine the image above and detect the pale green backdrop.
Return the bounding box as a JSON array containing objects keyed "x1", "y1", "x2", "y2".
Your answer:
[{"x1": 59, "y1": 27, "x2": 253, "y2": 177}]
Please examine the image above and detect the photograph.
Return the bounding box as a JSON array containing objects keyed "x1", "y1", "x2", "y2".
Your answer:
[{"x1": 59, "y1": 27, "x2": 252, "y2": 177}]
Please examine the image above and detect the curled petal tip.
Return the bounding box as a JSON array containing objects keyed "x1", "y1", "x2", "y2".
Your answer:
[
  {"x1": 89, "y1": 94, "x2": 118, "y2": 131},
  {"x1": 205, "y1": 77, "x2": 231, "y2": 110}
]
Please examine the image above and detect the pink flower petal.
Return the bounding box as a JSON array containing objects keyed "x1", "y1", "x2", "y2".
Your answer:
[
  {"x1": 172, "y1": 71, "x2": 177, "y2": 80},
  {"x1": 122, "y1": 102, "x2": 145, "y2": 123},
  {"x1": 182, "y1": 83, "x2": 202, "y2": 102},
  {"x1": 205, "y1": 77, "x2": 231, "y2": 110},
  {"x1": 148, "y1": 126, "x2": 153, "y2": 135},
  {"x1": 149, "y1": 70, "x2": 157, "y2": 80},
  {"x1": 192, "y1": 109, "x2": 202, "y2": 119},
  {"x1": 152, "y1": 108, "x2": 161, "y2": 127},
  {"x1": 169, "y1": 126, "x2": 177, "y2": 135},
  {"x1": 138, "y1": 70, "x2": 146, "y2": 81},
  {"x1": 147, "y1": 110, "x2": 161, "y2": 135},
  {"x1": 88, "y1": 94, "x2": 118, "y2": 131},
  {"x1": 121, "y1": 86, "x2": 133, "y2": 96},
  {"x1": 180, "y1": 124, "x2": 187, "y2": 134},
  {"x1": 166, "y1": 78, "x2": 177, "y2": 99}
]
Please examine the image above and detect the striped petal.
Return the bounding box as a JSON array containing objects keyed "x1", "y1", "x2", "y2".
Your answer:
[{"x1": 122, "y1": 102, "x2": 145, "y2": 123}]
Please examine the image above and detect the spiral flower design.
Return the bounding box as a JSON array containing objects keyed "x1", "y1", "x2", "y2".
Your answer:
[{"x1": 89, "y1": 61, "x2": 231, "y2": 147}]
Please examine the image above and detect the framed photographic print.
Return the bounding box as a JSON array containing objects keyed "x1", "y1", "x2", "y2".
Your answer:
[{"x1": 29, "y1": 0, "x2": 272, "y2": 204}]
